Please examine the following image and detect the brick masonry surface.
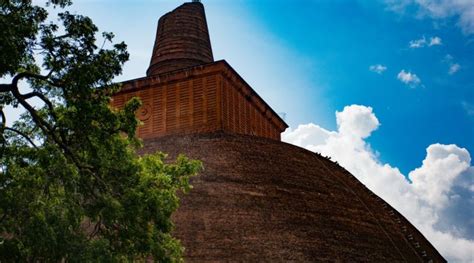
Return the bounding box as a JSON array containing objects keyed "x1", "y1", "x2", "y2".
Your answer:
[
  {"x1": 141, "y1": 132, "x2": 446, "y2": 262},
  {"x1": 112, "y1": 61, "x2": 287, "y2": 141},
  {"x1": 147, "y1": 2, "x2": 214, "y2": 76}
]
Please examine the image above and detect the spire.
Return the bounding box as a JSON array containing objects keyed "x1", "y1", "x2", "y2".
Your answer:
[{"x1": 146, "y1": 1, "x2": 214, "y2": 76}]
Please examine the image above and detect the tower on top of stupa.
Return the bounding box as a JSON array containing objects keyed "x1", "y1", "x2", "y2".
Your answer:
[
  {"x1": 147, "y1": 1, "x2": 214, "y2": 76},
  {"x1": 112, "y1": 1, "x2": 288, "y2": 141}
]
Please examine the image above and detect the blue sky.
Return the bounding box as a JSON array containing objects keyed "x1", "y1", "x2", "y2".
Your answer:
[
  {"x1": 63, "y1": 0, "x2": 474, "y2": 175},
  {"x1": 245, "y1": 0, "x2": 474, "y2": 174},
  {"x1": 23, "y1": 1, "x2": 473, "y2": 260}
]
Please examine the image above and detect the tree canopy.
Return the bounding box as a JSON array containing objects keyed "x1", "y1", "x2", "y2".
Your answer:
[{"x1": 0, "y1": 0, "x2": 201, "y2": 261}]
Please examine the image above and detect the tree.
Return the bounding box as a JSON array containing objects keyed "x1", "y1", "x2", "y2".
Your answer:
[{"x1": 0, "y1": 0, "x2": 201, "y2": 261}]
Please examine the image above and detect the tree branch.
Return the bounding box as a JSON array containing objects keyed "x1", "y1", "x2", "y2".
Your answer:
[
  {"x1": 0, "y1": 84, "x2": 13, "y2": 93},
  {"x1": 0, "y1": 213, "x2": 6, "y2": 225},
  {"x1": 1, "y1": 103, "x2": 37, "y2": 149},
  {"x1": 89, "y1": 215, "x2": 103, "y2": 240},
  {"x1": 21, "y1": 91, "x2": 57, "y2": 120},
  {"x1": 11, "y1": 72, "x2": 62, "y2": 88},
  {"x1": 1, "y1": 71, "x2": 60, "y2": 94},
  {"x1": 2, "y1": 72, "x2": 63, "y2": 150},
  {"x1": 12, "y1": 72, "x2": 47, "y2": 87},
  {"x1": 3, "y1": 127, "x2": 38, "y2": 149},
  {"x1": 0, "y1": 108, "x2": 5, "y2": 128},
  {"x1": 10, "y1": 87, "x2": 109, "y2": 190},
  {"x1": 0, "y1": 108, "x2": 6, "y2": 154},
  {"x1": 10, "y1": 85, "x2": 70, "y2": 155},
  {"x1": 53, "y1": 33, "x2": 72, "y2": 41}
]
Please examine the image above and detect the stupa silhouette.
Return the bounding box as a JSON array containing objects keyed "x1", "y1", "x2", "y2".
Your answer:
[{"x1": 112, "y1": 1, "x2": 446, "y2": 262}]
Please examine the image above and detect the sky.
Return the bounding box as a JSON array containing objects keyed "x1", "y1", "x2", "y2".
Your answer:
[
  {"x1": 8, "y1": 0, "x2": 474, "y2": 262},
  {"x1": 59, "y1": 0, "x2": 474, "y2": 175}
]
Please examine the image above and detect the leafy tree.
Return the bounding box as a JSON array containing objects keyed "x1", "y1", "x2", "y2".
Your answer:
[{"x1": 0, "y1": 0, "x2": 201, "y2": 261}]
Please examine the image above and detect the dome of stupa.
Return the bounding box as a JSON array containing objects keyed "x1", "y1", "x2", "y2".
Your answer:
[{"x1": 114, "y1": 2, "x2": 446, "y2": 262}]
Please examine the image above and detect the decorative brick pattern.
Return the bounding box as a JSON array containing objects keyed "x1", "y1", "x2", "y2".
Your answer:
[{"x1": 112, "y1": 61, "x2": 288, "y2": 140}]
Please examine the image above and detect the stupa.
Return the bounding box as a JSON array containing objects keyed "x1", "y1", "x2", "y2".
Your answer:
[{"x1": 112, "y1": 1, "x2": 446, "y2": 262}]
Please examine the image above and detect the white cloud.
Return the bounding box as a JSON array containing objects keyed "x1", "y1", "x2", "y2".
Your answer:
[
  {"x1": 369, "y1": 64, "x2": 388, "y2": 74},
  {"x1": 386, "y1": 0, "x2": 474, "y2": 34},
  {"x1": 449, "y1": 63, "x2": 461, "y2": 74},
  {"x1": 282, "y1": 104, "x2": 474, "y2": 262},
  {"x1": 336, "y1": 105, "x2": 380, "y2": 138},
  {"x1": 429, "y1": 36, "x2": 442, "y2": 46},
  {"x1": 444, "y1": 54, "x2": 461, "y2": 75},
  {"x1": 397, "y1": 69, "x2": 421, "y2": 87},
  {"x1": 409, "y1": 36, "x2": 442, "y2": 48},
  {"x1": 409, "y1": 36, "x2": 427, "y2": 48},
  {"x1": 410, "y1": 143, "x2": 471, "y2": 209}
]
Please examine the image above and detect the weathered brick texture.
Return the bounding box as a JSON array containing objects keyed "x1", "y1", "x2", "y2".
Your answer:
[
  {"x1": 112, "y1": 61, "x2": 287, "y2": 140},
  {"x1": 141, "y1": 132, "x2": 446, "y2": 262},
  {"x1": 147, "y1": 2, "x2": 214, "y2": 76}
]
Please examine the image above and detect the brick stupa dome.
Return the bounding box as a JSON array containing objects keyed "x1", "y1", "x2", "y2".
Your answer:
[
  {"x1": 113, "y1": 1, "x2": 446, "y2": 262},
  {"x1": 142, "y1": 133, "x2": 446, "y2": 262}
]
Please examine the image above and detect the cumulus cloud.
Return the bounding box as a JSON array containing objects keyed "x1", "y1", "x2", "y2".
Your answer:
[
  {"x1": 409, "y1": 36, "x2": 442, "y2": 48},
  {"x1": 410, "y1": 144, "x2": 471, "y2": 209},
  {"x1": 386, "y1": 0, "x2": 474, "y2": 34},
  {"x1": 282, "y1": 104, "x2": 474, "y2": 262},
  {"x1": 397, "y1": 69, "x2": 421, "y2": 87},
  {"x1": 369, "y1": 64, "x2": 387, "y2": 74},
  {"x1": 336, "y1": 105, "x2": 380, "y2": 138}
]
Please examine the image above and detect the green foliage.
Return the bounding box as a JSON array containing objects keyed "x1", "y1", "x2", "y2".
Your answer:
[{"x1": 0, "y1": 0, "x2": 201, "y2": 261}]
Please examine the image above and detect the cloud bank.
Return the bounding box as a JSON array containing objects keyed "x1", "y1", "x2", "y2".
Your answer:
[
  {"x1": 282, "y1": 105, "x2": 474, "y2": 262},
  {"x1": 386, "y1": 0, "x2": 474, "y2": 34}
]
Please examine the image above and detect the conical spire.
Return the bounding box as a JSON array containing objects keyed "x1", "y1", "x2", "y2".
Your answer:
[{"x1": 146, "y1": 1, "x2": 214, "y2": 76}]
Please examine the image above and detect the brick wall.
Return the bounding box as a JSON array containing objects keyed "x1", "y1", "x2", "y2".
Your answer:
[
  {"x1": 112, "y1": 74, "x2": 220, "y2": 139},
  {"x1": 138, "y1": 132, "x2": 446, "y2": 262},
  {"x1": 220, "y1": 72, "x2": 282, "y2": 140},
  {"x1": 112, "y1": 61, "x2": 287, "y2": 141}
]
